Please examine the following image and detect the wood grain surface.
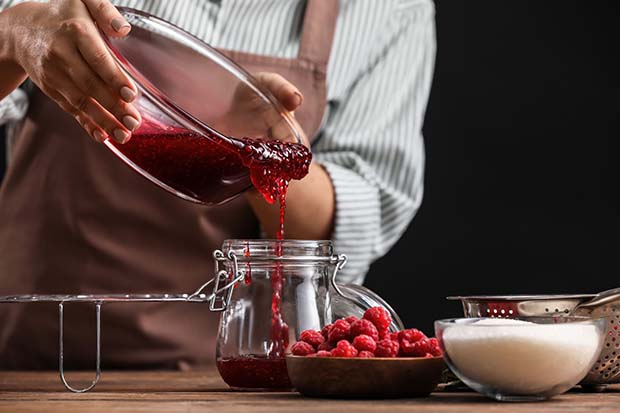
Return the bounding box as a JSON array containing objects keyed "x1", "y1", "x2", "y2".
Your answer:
[{"x1": 1, "y1": 370, "x2": 620, "y2": 413}]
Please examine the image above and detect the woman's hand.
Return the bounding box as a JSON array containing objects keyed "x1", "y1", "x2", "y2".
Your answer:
[
  {"x1": 216, "y1": 72, "x2": 308, "y2": 146},
  {"x1": 1, "y1": 0, "x2": 141, "y2": 143}
]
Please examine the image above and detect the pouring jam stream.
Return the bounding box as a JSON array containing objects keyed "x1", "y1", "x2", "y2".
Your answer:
[{"x1": 111, "y1": 115, "x2": 310, "y2": 389}]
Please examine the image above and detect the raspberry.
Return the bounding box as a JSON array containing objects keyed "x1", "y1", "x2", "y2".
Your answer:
[
  {"x1": 378, "y1": 328, "x2": 391, "y2": 340},
  {"x1": 330, "y1": 340, "x2": 358, "y2": 358},
  {"x1": 363, "y1": 307, "x2": 392, "y2": 331},
  {"x1": 399, "y1": 329, "x2": 427, "y2": 356},
  {"x1": 352, "y1": 334, "x2": 377, "y2": 352},
  {"x1": 399, "y1": 328, "x2": 426, "y2": 343},
  {"x1": 344, "y1": 316, "x2": 359, "y2": 324},
  {"x1": 358, "y1": 351, "x2": 375, "y2": 358},
  {"x1": 424, "y1": 353, "x2": 434, "y2": 358},
  {"x1": 299, "y1": 330, "x2": 324, "y2": 349},
  {"x1": 389, "y1": 331, "x2": 400, "y2": 341},
  {"x1": 291, "y1": 341, "x2": 315, "y2": 356},
  {"x1": 407, "y1": 338, "x2": 433, "y2": 357},
  {"x1": 317, "y1": 341, "x2": 334, "y2": 352},
  {"x1": 328, "y1": 319, "x2": 351, "y2": 343},
  {"x1": 350, "y1": 319, "x2": 379, "y2": 341},
  {"x1": 321, "y1": 323, "x2": 333, "y2": 340},
  {"x1": 428, "y1": 337, "x2": 442, "y2": 356},
  {"x1": 316, "y1": 350, "x2": 332, "y2": 357},
  {"x1": 374, "y1": 339, "x2": 399, "y2": 357}
]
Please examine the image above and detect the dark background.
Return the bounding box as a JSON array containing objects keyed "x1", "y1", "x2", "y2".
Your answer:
[
  {"x1": 1, "y1": 1, "x2": 619, "y2": 336},
  {"x1": 365, "y1": 0, "x2": 620, "y2": 334}
]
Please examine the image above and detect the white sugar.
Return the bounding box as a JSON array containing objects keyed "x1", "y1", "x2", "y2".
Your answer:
[{"x1": 443, "y1": 319, "x2": 601, "y2": 394}]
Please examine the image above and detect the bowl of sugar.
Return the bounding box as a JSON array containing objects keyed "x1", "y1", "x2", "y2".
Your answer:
[{"x1": 434, "y1": 317, "x2": 606, "y2": 401}]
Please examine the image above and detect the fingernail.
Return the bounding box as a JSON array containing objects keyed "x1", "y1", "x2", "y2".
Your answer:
[
  {"x1": 113, "y1": 128, "x2": 130, "y2": 144},
  {"x1": 294, "y1": 91, "x2": 303, "y2": 106},
  {"x1": 122, "y1": 115, "x2": 140, "y2": 131},
  {"x1": 120, "y1": 86, "x2": 136, "y2": 103},
  {"x1": 93, "y1": 130, "x2": 105, "y2": 142},
  {"x1": 111, "y1": 18, "x2": 130, "y2": 33}
]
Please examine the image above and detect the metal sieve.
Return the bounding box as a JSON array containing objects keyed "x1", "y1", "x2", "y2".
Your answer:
[{"x1": 448, "y1": 288, "x2": 620, "y2": 390}]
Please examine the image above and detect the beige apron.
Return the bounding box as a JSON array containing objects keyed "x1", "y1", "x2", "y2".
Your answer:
[{"x1": 0, "y1": 0, "x2": 338, "y2": 369}]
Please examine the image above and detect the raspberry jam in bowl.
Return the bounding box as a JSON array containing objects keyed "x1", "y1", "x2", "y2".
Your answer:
[
  {"x1": 100, "y1": 8, "x2": 306, "y2": 205},
  {"x1": 435, "y1": 317, "x2": 606, "y2": 401}
]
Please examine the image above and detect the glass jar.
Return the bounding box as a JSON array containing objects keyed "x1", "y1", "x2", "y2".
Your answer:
[
  {"x1": 198, "y1": 239, "x2": 404, "y2": 391},
  {"x1": 211, "y1": 240, "x2": 341, "y2": 390}
]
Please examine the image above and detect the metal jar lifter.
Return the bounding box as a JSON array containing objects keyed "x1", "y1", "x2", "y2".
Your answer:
[{"x1": 449, "y1": 287, "x2": 620, "y2": 391}]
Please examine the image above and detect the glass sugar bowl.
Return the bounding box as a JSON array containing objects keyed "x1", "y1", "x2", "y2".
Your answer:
[{"x1": 195, "y1": 239, "x2": 404, "y2": 391}]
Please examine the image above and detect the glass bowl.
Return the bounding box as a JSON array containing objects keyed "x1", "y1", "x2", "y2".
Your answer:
[
  {"x1": 330, "y1": 284, "x2": 404, "y2": 332},
  {"x1": 435, "y1": 317, "x2": 606, "y2": 401},
  {"x1": 100, "y1": 8, "x2": 303, "y2": 205}
]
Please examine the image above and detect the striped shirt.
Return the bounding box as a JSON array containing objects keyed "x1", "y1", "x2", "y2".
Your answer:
[{"x1": 0, "y1": 0, "x2": 436, "y2": 284}]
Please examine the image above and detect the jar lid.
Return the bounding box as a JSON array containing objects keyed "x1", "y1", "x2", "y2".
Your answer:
[{"x1": 101, "y1": 8, "x2": 302, "y2": 146}]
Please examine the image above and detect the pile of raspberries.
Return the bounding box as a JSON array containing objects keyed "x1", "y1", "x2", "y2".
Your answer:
[{"x1": 290, "y1": 306, "x2": 442, "y2": 358}]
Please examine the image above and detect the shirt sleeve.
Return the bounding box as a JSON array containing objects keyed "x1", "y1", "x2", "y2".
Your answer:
[
  {"x1": 313, "y1": 1, "x2": 436, "y2": 284},
  {"x1": 0, "y1": 89, "x2": 28, "y2": 127}
]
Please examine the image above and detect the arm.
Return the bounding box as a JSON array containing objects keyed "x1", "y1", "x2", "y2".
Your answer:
[
  {"x1": 0, "y1": 2, "x2": 29, "y2": 125},
  {"x1": 301, "y1": 2, "x2": 436, "y2": 282},
  {"x1": 0, "y1": 6, "x2": 26, "y2": 100},
  {"x1": 247, "y1": 3, "x2": 436, "y2": 261},
  {"x1": 0, "y1": 0, "x2": 144, "y2": 143},
  {"x1": 246, "y1": 162, "x2": 335, "y2": 240}
]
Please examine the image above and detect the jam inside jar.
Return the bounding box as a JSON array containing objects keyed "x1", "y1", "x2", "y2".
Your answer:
[{"x1": 214, "y1": 240, "x2": 338, "y2": 391}]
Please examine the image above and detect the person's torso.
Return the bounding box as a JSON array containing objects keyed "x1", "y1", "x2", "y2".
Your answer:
[{"x1": 0, "y1": 0, "x2": 337, "y2": 369}]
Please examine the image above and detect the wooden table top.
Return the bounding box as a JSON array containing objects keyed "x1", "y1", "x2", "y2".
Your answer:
[{"x1": 1, "y1": 370, "x2": 619, "y2": 413}]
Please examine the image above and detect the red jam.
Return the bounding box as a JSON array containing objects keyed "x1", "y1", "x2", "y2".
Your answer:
[
  {"x1": 244, "y1": 241, "x2": 252, "y2": 285},
  {"x1": 216, "y1": 356, "x2": 292, "y2": 390},
  {"x1": 221, "y1": 213, "x2": 291, "y2": 389},
  {"x1": 236, "y1": 137, "x2": 311, "y2": 212},
  {"x1": 111, "y1": 116, "x2": 311, "y2": 207}
]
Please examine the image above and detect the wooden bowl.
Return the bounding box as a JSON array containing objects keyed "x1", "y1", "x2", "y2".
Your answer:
[{"x1": 286, "y1": 355, "x2": 445, "y2": 398}]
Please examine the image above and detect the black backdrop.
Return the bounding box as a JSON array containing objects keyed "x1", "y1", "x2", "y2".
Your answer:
[
  {"x1": 1, "y1": 1, "x2": 619, "y2": 336},
  {"x1": 365, "y1": 0, "x2": 620, "y2": 334}
]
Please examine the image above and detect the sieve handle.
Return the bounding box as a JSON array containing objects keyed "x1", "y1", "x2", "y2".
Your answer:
[{"x1": 573, "y1": 287, "x2": 620, "y2": 312}]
